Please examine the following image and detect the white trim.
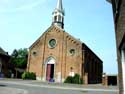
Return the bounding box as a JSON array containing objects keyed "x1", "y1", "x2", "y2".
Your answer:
[
  {"x1": 45, "y1": 57, "x2": 56, "y2": 64},
  {"x1": 121, "y1": 49, "x2": 125, "y2": 92}
]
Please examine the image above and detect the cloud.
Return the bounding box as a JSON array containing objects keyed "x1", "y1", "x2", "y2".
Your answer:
[{"x1": 0, "y1": 0, "x2": 47, "y2": 12}]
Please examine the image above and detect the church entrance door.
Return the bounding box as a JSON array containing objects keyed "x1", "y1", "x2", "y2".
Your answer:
[
  {"x1": 46, "y1": 64, "x2": 54, "y2": 81},
  {"x1": 45, "y1": 57, "x2": 55, "y2": 81}
]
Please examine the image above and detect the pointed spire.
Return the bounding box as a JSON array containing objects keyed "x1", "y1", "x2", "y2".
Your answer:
[
  {"x1": 56, "y1": 0, "x2": 63, "y2": 11},
  {"x1": 52, "y1": 0, "x2": 65, "y2": 29}
]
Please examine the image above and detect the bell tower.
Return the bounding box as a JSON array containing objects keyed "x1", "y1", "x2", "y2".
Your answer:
[{"x1": 52, "y1": 0, "x2": 65, "y2": 29}]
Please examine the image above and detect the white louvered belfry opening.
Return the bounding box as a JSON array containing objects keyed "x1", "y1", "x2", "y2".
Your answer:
[{"x1": 52, "y1": 0, "x2": 64, "y2": 29}]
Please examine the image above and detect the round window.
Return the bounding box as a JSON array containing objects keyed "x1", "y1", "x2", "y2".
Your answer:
[
  {"x1": 49, "y1": 39, "x2": 56, "y2": 48},
  {"x1": 69, "y1": 49, "x2": 75, "y2": 56}
]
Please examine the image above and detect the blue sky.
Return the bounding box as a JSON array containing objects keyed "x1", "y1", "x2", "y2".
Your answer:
[{"x1": 0, "y1": 0, "x2": 117, "y2": 74}]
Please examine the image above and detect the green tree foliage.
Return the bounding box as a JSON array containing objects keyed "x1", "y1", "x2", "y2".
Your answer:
[{"x1": 10, "y1": 48, "x2": 28, "y2": 68}]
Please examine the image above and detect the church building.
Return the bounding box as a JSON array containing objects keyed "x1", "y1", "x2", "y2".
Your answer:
[{"x1": 27, "y1": 0, "x2": 103, "y2": 84}]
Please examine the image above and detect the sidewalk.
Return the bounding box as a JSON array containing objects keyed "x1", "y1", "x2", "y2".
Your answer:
[
  {"x1": 1, "y1": 78, "x2": 118, "y2": 90},
  {"x1": 0, "y1": 78, "x2": 119, "y2": 93},
  {"x1": 2, "y1": 79, "x2": 118, "y2": 89},
  {"x1": 0, "y1": 87, "x2": 27, "y2": 94}
]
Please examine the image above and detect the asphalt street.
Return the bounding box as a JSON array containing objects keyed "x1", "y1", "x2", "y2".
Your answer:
[{"x1": 0, "y1": 79, "x2": 119, "y2": 94}]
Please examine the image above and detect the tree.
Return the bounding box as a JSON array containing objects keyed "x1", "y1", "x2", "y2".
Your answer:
[{"x1": 10, "y1": 48, "x2": 28, "y2": 68}]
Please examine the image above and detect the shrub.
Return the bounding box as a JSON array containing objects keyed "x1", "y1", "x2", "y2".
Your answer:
[
  {"x1": 80, "y1": 78, "x2": 84, "y2": 84},
  {"x1": 7, "y1": 70, "x2": 12, "y2": 78},
  {"x1": 72, "y1": 74, "x2": 80, "y2": 84},
  {"x1": 22, "y1": 72, "x2": 26, "y2": 80},
  {"x1": 64, "y1": 76, "x2": 73, "y2": 83},
  {"x1": 22, "y1": 72, "x2": 36, "y2": 80},
  {"x1": 64, "y1": 73, "x2": 84, "y2": 84},
  {"x1": 29, "y1": 72, "x2": 36, "y2": 80}
]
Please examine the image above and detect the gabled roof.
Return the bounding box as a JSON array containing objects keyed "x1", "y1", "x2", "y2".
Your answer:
[
  {"x1": 0, "y1": 47, "x2": 7, "y2": 55},
  {"x1": 64, "y1": 29, "x2": 82, "y2": 44},
  {"x1": 82, "y1": 43, "x2": 103, "y2": 63},
  {"x1": 106, "y1": 0, "x2": 111, "y2": 3},
  {"x1": 55, "y1": 25, "x2": 83, "y2": 45},
  {"x1": 29, "y1": 25, "x2": 102, "y2": 63},
  {"x1": 29, "y1": 25, "x2": 83, "y2": 49},
  {"x1": 29, "y1": 25, "x2": 53, "y2": 49}
]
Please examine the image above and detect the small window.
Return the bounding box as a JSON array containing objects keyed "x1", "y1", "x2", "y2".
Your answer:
[
  {"x1": 69, "y1": 49, "x2": 75, "y2": 56},
  {"x1": 32, "y1": 51, "x2": 37, "y2": 56}
]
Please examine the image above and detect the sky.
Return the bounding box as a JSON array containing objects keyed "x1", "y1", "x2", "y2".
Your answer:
[{"x1": 0, "y1": 0, "x2": 117, "y2": 74}]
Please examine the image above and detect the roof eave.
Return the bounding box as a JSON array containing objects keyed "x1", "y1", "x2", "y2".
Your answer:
[{"x1": 106, "y1": 0, "x2": 112, "y2": 3}]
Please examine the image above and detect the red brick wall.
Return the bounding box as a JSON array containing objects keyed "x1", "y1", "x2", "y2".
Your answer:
[{"x1": 27, "y1": 25, "x2": 103, "y2": 84}]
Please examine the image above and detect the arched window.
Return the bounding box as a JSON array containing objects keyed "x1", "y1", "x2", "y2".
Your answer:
[
  {"x1": 62, "y1": 17, "x2": 64, "y2": 23},
  {"x1": 54, "y1": 16, "x2": 57, "y2": 22},
  {"x1": 58, "y1": 15, "x2": 61, "y2": 22}
]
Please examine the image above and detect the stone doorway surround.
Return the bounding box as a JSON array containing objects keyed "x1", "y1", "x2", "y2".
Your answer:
[{"x1": 44, "y1": 57, "x2": 56, "y2": 82}]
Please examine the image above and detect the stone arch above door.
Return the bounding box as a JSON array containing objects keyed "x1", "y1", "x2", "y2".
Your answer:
[{"x1": 45, "y1": 56, "x2": 56, "y2": 64}]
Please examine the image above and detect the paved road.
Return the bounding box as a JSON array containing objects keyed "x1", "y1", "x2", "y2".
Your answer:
[{"x1": 0, "y1": 79, "x2": 119, "y2": 94}]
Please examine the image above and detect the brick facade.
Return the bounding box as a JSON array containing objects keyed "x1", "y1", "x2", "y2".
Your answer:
[{"x1": 27, "y1": 25, "x2": 103, "y2": 84}]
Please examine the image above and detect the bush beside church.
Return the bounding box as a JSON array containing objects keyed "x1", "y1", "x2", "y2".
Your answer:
[{"x1": 64, "y1": 74, "x2": 83, "y2": 84}]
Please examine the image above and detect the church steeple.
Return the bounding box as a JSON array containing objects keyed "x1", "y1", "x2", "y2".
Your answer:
[{"x1": 52, "y1": 0, "x2": 65, "y2": 29}]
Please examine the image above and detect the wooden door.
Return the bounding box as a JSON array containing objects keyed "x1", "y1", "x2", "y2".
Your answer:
[{"x1": 46, "y1": 64, "x2": 51, "y2": 81}]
